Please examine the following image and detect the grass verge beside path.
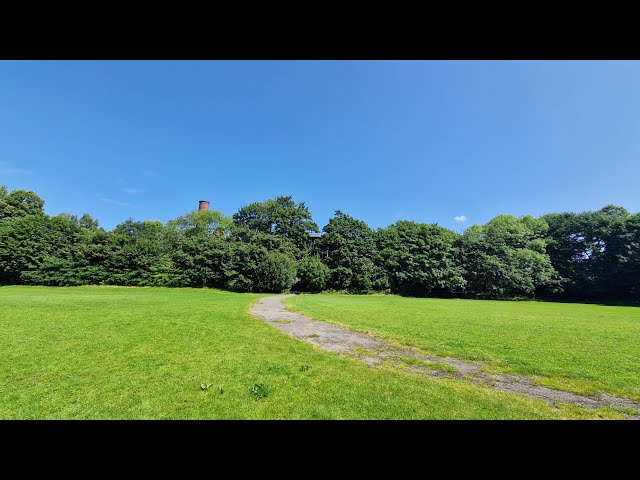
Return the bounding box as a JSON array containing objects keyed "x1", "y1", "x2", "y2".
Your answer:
[{"x1": 285, "y1": 294, "x2": 640, "y2": 401}]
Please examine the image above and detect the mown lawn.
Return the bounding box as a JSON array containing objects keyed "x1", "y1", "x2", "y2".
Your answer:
[
  {"x1": 285, "y1": 294, "x2": 640, "y2": 400},
  {"x1": 0, "y1": 286, "x2": 623, "y2": 419}
]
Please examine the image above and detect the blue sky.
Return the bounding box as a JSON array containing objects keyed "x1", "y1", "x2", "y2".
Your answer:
[{"x1": 1, "y1": 60, "x2": 639, "y2": 231}]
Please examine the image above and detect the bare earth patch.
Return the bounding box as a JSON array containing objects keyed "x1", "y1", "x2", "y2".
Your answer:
[{"x1": 251, "y1": 295, "x2": 640, "y2": 418}]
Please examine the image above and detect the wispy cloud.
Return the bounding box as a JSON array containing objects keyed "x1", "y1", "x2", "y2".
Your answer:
[
  {"x1": 142, "y1": 169, "x2": 157, "y2": 177},
  {"x1": 122, "y1": 187, "x2": 144, "y2": 194},
  {"x1": 454, "y1": 215, "x2": 467, "y2": 222},
  {"x1": 100, "y1": 197, "x2": 136, "y2": 208},
  {"x1": 0, "y1": 161, "x2": 32, "y2": 176}
]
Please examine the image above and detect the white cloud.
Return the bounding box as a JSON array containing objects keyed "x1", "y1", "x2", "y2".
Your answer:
[
  {"x1": 453, "y1": 215, "x2": 467, "y2": 222},
  {"x1": 100, "y1": 197, "x2": 135, "y2": 208},
  {"x1": 142, "y1": 169, "x2": 157, "y2": 177},
  {"x1": 122, "y1": 187, "x2": 144, "y2": 194},
  {"x1": 0, "y1": 161, "x2": 32, "y2": 176}
]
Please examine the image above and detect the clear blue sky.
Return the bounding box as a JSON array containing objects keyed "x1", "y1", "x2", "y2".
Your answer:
[{"x1": 1, "y1": 60, "x2": 639, "y2": 231}]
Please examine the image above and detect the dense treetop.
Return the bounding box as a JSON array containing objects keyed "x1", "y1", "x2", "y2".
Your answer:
[{"x1": 0, "y1": 185, "x2": 638, "y2": 301}]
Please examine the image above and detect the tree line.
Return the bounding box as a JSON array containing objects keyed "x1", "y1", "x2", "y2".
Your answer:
[{"x1": 1, "y1": 185, "x2": 638, "y2": 302}]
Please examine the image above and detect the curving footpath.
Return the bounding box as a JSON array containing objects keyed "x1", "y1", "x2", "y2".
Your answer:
[{"x1": 251, "y1": 294, "x2": 640, "y2": 418}]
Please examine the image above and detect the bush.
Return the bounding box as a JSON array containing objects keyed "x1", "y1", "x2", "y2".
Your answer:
[
  {"x1": 296, "y1": 256, "x2": 329, "y2": 292},
  {"x1": 252, "y1": 250, "x2": 297, "y2": 293}
]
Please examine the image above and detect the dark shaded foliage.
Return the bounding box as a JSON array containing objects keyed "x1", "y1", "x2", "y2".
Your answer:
[
  {"x1": 318, "y1": 211, "x2": 388, "y2": 293},
  {"x1": 543, "y1": 205, "x2": 640, "y2": 300},
  {"x1": 377, "y1": 221, "x2": 465, "y2": 296}
]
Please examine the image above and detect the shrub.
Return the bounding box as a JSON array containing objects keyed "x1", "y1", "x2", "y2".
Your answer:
[
  {"x1": 252, "y1": 250, "x2": 297, "y2": 293},
  {"x1": 296, "y1": 256, "x2": 329, "y2": 292}
]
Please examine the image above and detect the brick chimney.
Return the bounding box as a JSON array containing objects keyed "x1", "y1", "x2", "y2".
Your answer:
[{"x1": 198, "y1": 200, "x2": 210, "y2": 211}]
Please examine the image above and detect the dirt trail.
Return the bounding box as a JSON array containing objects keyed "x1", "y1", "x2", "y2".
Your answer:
[{"x1": 250, "y1": 294, "x2": 640, "y2": 418}]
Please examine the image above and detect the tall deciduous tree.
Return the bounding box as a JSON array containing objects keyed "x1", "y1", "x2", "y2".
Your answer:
[
  {"x1": 106, "y1": 219, "x2": 175, "y2": 286},
  {"x1": 377, "y1": 221, "x2": 465, "y2": 296},
  {"x1": 623, "y1": 213, "x2": 640, "y2": 300},
  {"x1": 232, "y1": 196, "x2": 318, "y2": 252},
  {"x1": 168, "y1": 209, "x2": 232, "y2": 238},
  {"x1": 458, "y1": 215, "x2": 558, "y2": 298},
  {"x1": 170, "y1": 234, "x2": 233, "y2": 288},
  {"x1": 318, "y1": 211, "x2": 388, "y2": 292},
  {"x1": 544, "y1": 205, "x2": 638, "y2": 300},
  {"x1": 0, "y1": 189, "x2": 45, "y2": 219},
  {"x1": 0, "y1": 214, "x2": 81, "y2": 284}
]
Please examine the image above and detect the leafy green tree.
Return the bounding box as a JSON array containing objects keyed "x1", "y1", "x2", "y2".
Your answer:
[
  {"x1": 65, "y1": 228, "x2": 112, "y2": 284},
  {"x1": 543, "y1": 205, "x2": 637, "y2": 299},
  {"x1": 168, "y1": 209, "x2": 232, "y2": 238},
  {"x1": 231, "y1": 225, "x2": 300, "y2": 258},
  {"x1": 0, "y1": 189, "x2": 45, "y2": 219},
  {"x1": 171, "y1": 237, "x2": 297, "y2": 293},
  {"x1": 79, "y1": 213, "x2": 100, "y2": 230},
  {"x1": 222, "y1": 242, "x2": 262, "y2": 292},
  {"x1": 20, "y1": 212, "x2": 111, "y2": 286},
  {"x1": 170, "y1": 234, "x2": 232, "y2": 288},
  {"x1": 232, "y1": 196, "x2": 318, "y2": 252},
  {"x1": 253, "y1": 250, "x2": 297, "y2": 293},
  {"x1": 104, "y1": 219, "x2": 175, "y2": 286},
  {"x1": 542, "y1": 212, "x2": 585, "y2": 294},
  {"x1": 296, "y1": 256, "x2": 330, "y2": 292},
  {"x1": 377, "y1": 221, "x2": 465, "y2": 296},
  {"x1": 221, "y1": 243, "x2": 297, "y2": 293},
  {"x1": 584, "y1": 206, "x2": 634, "y2": 299},
  {"x1": 318, "y1": 211, "x2": 388, "y2": 292},
  {"x1": 623, "y1": 213, "x2": 640, "y2": 300},
  {"x1": 0, "y1": 214, "x2": 81, "y2": 284},
  {"x1": 458, "y1": 215, "x2": 558, "y2": 298}
]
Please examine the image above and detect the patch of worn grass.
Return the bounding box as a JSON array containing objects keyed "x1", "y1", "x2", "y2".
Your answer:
[
  {"x1": 394, "y1": 356, "x2": 459, "y2": 374},
  {"x1": 0, "y1": 286, "x2": 623, "y2": 419},
  {"x1": 286, "y1": 294, "x2": 640, "y2": 401},
  {"x1": 351, "y1": 346, "x2": 374, "y2": 357}
]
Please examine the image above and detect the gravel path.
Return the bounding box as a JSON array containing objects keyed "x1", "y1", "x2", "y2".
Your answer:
[{"x1": 251, "y1": 294, "x2": 640, "y2": 418}]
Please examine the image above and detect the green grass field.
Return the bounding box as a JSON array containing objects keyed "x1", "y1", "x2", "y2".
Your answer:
[
  {"x1": 0, "y1": 286, "x2": 624, "y2": 419},
  {"x1": 285, "y1": 294, "x2": 640, "y2": 401}
]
